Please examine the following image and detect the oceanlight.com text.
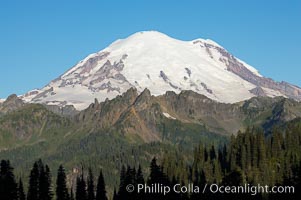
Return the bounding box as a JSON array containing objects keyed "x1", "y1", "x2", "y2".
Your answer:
[{"x1": 125, "y1": 183, "x2": 295, "y2": 196}]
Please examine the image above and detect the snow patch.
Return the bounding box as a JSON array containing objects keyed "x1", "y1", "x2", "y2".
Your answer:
[{"x1": 163, "y1": 112, "x2": 176, "y2": 120}]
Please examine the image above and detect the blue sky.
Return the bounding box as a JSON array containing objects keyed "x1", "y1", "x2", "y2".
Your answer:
[{"x1": 0, "y1": 0, "x2": 300, "y2": 98}]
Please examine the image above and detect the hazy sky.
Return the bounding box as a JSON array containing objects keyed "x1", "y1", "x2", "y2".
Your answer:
[{"x1": 0, "y1": 0, "x2": 300, "y2": 98}]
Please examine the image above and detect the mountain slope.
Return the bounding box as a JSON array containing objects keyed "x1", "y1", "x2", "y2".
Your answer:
[
  {"x1": 20, "y1": 31, "x2": 301, "y2": 110},
  {"x1": 2, "y1": 88, "x2": 301, "y2": 191},
  {"x1": 3, "y1": 88, "x2": 301, "y2": 150},
  {"x1": 0, "y1": 104, "x2": 71, "y2": 148}
]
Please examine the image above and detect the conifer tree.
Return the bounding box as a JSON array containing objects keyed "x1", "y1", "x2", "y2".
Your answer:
[
  {"x1": 0, "y1": 160, "x2": 18, "y2": 200},
  {"x1": 209, "y1": 145, "x2": 216, "y2": 160},
  {"x1": 46, "y1": 165, "x2": 53, "y2": 199},
  {"x1": 218, "y1": 144, "x2": 228, "y2": 171},
  {"x1": 27, "y1": 162, "x2": 40, "y2": 200},
  {"x1": 117, "y1": 166, "x2": 134, "y2": 200},
  {"x1": 76, "y1": 174, "x2": 87, "y2": 200},
  {"x1": 95, "y1": 170, "x2": 107, "y2": 200},
  {"x1": 56, "y1": 165, "x2": 70, "y2": 200},
  {"x1": 87, "y1": 168, "x2": 95, "y2": 200},
  {"x1": 39, "y1": 164, "x2": 53, "y2": 200},
  {"x1": 148, "y1": 158, "x2": 170, "y2": 200},
  {"x1": 256, "y1": 131, "x2": 266, "y2": 169},
  {"x1": 148, "y1": 157, "x2": 162, "y2": 184},
  {"x1": 136, "y1": 165, "x2": 144, "y2": 185},
  {"x1": 117, "y1": 165, "x2": 126, "y2": 199},
  {"x1": 135, "y1": 165, "x2": 144, "y2": 199}
]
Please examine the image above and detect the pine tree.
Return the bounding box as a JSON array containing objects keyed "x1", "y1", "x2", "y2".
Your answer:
[
  {"x1": 228, "y1": 134, "x2": 237, "y2": 171},
  {"x1": 241, "y1": 143, "x2": 247, "y2": 170},
  {"x1": 18, "y1": 178, "x2": 26, "y2": 200},
  {"x1": 245, "y1": 130, "x2": 252, "y2": 171},
  {"x1": 56, "y1": 165, "x2": 70, "y2": 200},
  {"x1": 117, "y1": 165, "x2": 126, "y2": 199},
  {"x1": 87, "y1": 168, "x2": 95, "y2": 200},
  {"x1": 39, "y1": 164, "x2": 46, "y2": 199},
  {"x1": 45, "y1": 165, "x2": 53, "y2": 199},
  {"x1": 27, "y1": 162, "x2": 40, "y2": 200},
  {"x1": 148, "y1": 157, "x2": 162, "y2": 184},
  {"x1": 218, "y1": 144, "x2": 228, "y2": 172},
  {"x1": 0, "y1": 160, "x2": 18, "y2": 200},
  {"x1": 256, "y1": 131, "x2": 266, "y2": 169},
  {"x1": 209, "y1": 145, "x2": 216, "y2": 160},
  {"x1": 136, "y1": 165, "x2": 144, "y2": 185},
  {"x1": 76, "y1": 174, "x2": 87, "y2": 200},
  {"x1": 135, "y1": 165, "x2": 144, "y2": 199},
  {"x1": 147, "y1": 158, "x2": 170, "y2": 200},
  {"x1": 27, "y1": 160, "x2": 52, "y2": 200},
  {"x1": 39, "y1": 164, "x2": 53, "y2": 200},
  {"x1": 95, "y1": 170, "x2": 107, "y2": 200}
]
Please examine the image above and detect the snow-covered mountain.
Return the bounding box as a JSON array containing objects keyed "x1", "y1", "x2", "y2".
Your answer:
[{"x1": 20, "y1": 31, "x2": 301, "y2": 110}]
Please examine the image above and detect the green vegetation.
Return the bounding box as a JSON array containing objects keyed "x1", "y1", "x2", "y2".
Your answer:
[
  {"x1": 2, "y1": 119, "x2": 301, "y2": 199},
  {"x1": 2, "y1": 92, "x2": 301, "y2": 199}
]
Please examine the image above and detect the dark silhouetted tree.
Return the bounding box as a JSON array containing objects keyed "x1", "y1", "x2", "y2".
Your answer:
[
  {"x1": 76, "y1": 174, "x2": 87, "y2": 200},
  {"x1": 87, "y1": 168, "x2": 95, "y2": 200},
  {"x1": 39, "y1": 164, "x2": 53, "y2": 200},
  {"x1": 136, "y1": 165, "x2": 144, "y2": 185},
  {"x1": 148, "y1": 157, "x2": 162, "y2": 184},
  {"x1": 27, "y1": 160, "x2": 52, "y2": 200},
  {"x1": 95, "y1": 170, "x2": 107, "y2": 200},
  {"x1": 0, "y1": 160, "x2": 17, "y2": 200},
  {"x1": 135, "y1": 165, "x2": 145, "y2": 199},
  {"x1": 56, "y1": 165, "x2": 70, "y2": 200},
  {"x1": 27, "y1": 162, "x2": 40, "y2": 200}
]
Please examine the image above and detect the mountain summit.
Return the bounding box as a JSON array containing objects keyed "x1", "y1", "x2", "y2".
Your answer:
[{"x1": 21, "y1": 31, "x2": 301, "y2": 110}]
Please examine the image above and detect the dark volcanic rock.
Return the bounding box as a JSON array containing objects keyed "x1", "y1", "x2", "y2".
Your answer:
[
  {"x1": 250, "y1": 87, "x2": 266, "y2": 97},
  {"x1": 211, "y1": 45, "x2": 301, "y2": 101}
]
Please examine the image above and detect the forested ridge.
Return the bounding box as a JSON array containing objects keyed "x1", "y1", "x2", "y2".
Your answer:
[
  {"x1": 2, "y1": 91, "x2": 301, "y2": 194},
  {"x1": 1, "y1": 119, "x2": 301, "y2": 200}
]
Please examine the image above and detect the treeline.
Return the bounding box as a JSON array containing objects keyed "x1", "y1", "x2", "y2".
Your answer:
[{"x1": 0, "y1": 160, "x2": 108, "y2": 200}]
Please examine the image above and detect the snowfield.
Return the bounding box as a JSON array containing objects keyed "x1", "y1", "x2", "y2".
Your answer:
[{"x1": 19, "y1": 31, "x2": 288, "y2": 110}]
